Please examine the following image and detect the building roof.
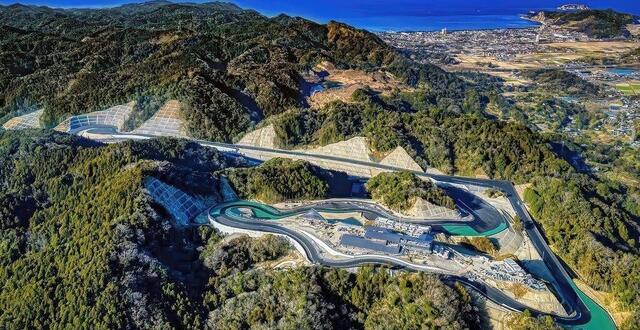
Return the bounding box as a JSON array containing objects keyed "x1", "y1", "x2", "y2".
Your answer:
[
  {"x1": 364, "y1": 226, "x2": 434, "y2": 245},
  {"x1": 364, "y1": 226, "x2": 401, "y2": 243},
  {"x1": 340, "y1": 234, "x2": 401, "y2": 254}
]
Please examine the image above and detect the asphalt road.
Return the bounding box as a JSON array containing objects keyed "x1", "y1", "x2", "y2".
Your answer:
[
  {"x1": 210, "y1": 207, "x2": 564, "y2": 317},
  {"x1": 213, "y1": 194, "x2": 505, "y2": 233},
  {"x1": 79, "y1": 127, "x2": 591, "y2": 325},
  {"x1": 210, "y1": 210, "x2": 537, "y2": 313}
]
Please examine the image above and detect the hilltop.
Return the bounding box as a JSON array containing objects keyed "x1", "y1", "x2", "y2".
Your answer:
[
  {"x1": 0, "y1": 1, "x2": 466, "y2": 142},
  {"x1": 527, "y1": 9, "x2": 636, "y2": 39}
]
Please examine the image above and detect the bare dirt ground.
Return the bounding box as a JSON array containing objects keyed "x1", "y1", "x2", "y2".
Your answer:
[
  {"x1": 308, "y1": 84, "x2": 365, "y2": 108},
  {"x1": 545, "y1": 40, "x2": 639, "y2": 59},
  {"x1": 308, "y1": 62, "x2": 411, "y2": 108},
  {"x1": 627, "y1": 24, "x2": 640, "y2": 37}
]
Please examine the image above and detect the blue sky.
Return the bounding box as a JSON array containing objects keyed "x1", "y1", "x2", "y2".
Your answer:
[{"x1": 0, "y1": 0, "x2": 638, "y2": 20}]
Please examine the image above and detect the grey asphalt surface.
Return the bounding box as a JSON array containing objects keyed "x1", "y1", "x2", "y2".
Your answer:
[
  {"x1": 248, "y1": 195, "x2": 503, "y2": 231},
  {"x1": 210, "y1": 210, "x2": 535, "y2": 313},
  {"x1": 81, "y1": 127, "x2": 590, "y2": 325}
]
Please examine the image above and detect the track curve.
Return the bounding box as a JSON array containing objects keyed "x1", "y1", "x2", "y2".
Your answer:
[{"x1": 210, "y1": 208, "x2": 573, "y2": 323}]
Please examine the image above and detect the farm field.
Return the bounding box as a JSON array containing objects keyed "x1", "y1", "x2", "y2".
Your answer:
[{"x1": 616, "y1": 82, "x2": 640, "y2": 96}]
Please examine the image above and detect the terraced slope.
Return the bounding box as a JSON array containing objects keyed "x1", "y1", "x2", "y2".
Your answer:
[
  {"x1": 133, "y1": 100, "x2": 186, "y2": 137},
  {"x1": 54, "y1": 103, "x2": 134, "y2": 132},
  {"x1": 2, "y1": 109, "x2": 43, "y2": 130}
]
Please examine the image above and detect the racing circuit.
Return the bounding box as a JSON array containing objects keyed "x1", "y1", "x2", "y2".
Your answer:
[
  {"x1": 136, "y1": 129, "x2": 617, "y2": 329},
  {"x1": 74, "y1": 126, "x2": 615, "y2": 329},
  {"x1": 1, "y1": 113, "x2": 616, "y2": 329}
]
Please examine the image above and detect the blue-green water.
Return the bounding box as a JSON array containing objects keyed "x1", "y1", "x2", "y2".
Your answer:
[{"x1": 607, "y1": 68, "x2": 637, "y2": 76}]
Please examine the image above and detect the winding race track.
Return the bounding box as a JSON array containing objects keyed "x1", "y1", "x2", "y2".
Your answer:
[
  {"x1": 78, "y1": 127, "x2": 615, "y2": 329},
  {"x1": 208, "y1": 198, "x2": 586, "y2": 326},
  {"x1": 210, "y1": 195, "x2": 507, "y2": 237},
  {"x1": 209, "y1": 202, "x2": 539, "y2": 312}
]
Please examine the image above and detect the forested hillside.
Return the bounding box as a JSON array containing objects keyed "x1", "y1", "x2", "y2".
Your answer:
[
  {"x1": 522, "y1": 69, "x2": 601, "y2": 97},
  {"x1": 271, "y1": 87, "x2": 640, "y2": 328},
  {"x1": 273, "y1": 88, "x2": 568, "y2": 181},
  {"x1": 223, "y1": 158, "x2": 330, "y2": 203},
  {"x1": 530, "y1": 9, "x2": 635, "y2": 38},
  {"x1": 0, "y1": 1, "x2": 466, "y2": 141},
  {"x1": 621, "y1": 47, "x2": 640, "y2": 63},
  {"x1": 0, "y1": 130, "x2": 232, "y2": 328},
  {"x1": 0, "y1": 130, "x2": 476, "y2": 329},
  {"x1": 366, "y1": 171, "x2": 456, "y2": 211}
]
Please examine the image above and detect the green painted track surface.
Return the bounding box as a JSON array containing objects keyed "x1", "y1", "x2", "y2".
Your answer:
[
  {"x1": 212, "y1": 200, "x2": 508, "y2": 237},
  {"x1": 442, "y1": 222, "x2": 508, "y2": 237},
  {"x1": 213, "y1": 200, "x2": 371, "y2": 219},
  {"x1": 568, "y1": 281, "x2": 616, "y2": 330}
]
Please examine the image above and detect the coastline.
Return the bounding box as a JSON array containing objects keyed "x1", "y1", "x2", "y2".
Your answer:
[
  {"x1": 340, "y1": 14, "x2": 542, "y2": 33},
  {"x1": 377, "y1": 24, "x2": 541, "y2": 34}
]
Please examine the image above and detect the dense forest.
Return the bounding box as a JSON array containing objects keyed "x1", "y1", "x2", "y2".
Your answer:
[
  {"x1": 522, "y1": 69, "x2": 601, "y2": 97},
  {"x1": 622, "y1": 47, "x2": 640, "y2": 63},
  {"x1": 505, "y1": 311, "x2": 560, "y2": 330},
  {"x1": 366, "y1": 171, "x2": 456, "y2": 211},
  {"x1": 0, "y1": 130, "x2": 480, "y2": 329},
  {"x1": 273, "y1": 88, "x2": 569, "y2": 182},
  {"x1": 222, "y1": 158, "x2": 330, "y2": 203},
  {"x1": 0, "y1": 130, "x2": 231, "y2": 328},
  {"x1": 0, "y1": 1, "x2": 467, "y2": 141},
  {"x1": 524, "y1": 177, "x2": 640, "y2": 329},
  {"x1": 533, "y1": 9, "x2": 635, "y2": 38}
]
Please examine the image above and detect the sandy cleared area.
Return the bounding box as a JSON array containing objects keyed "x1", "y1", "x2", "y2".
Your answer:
[
  {"x1": 133, "y1": 100, "x2": 186, "y2": 137},
  {"x1": 454, "y1": 54, "x2": 539, "y2": 71},
  {"x1": 309, "y1": 62, "x2": 411, "y2": 108},
  {"x1": 452, "y1": 39, "x2": 640, "y2": 85},
  {"x1": 2, "y1": 109, "x2": 43, "y2": 130},
  {"x1": 237, "y1": 124, "x2": 277, "y2": 148}
]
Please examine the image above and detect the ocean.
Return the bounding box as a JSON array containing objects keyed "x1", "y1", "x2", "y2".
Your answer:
[
  {"x1": 332, "y1": 14, "x2": 541, "y2": 32},
  {"x1": 1, "y1": 0, "x2": 639, "y2": 32},
  {"x1": 233, "y1": 0, "x2": 640, "y2": 32}
]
